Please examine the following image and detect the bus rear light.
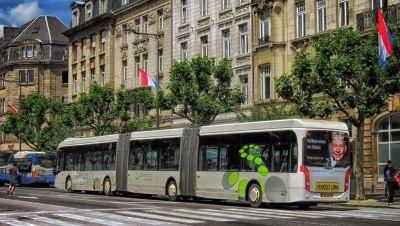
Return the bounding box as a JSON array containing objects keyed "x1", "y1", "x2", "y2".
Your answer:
[
  {"x1": 31, "y1": 170, "x2": 36, "y2": 179},
  {"x1": 344, "y1": 168, "x2": 351, "y2": 192},
  {"x1": 300, "y1": 165, "x2": 310, "y2": 192}
]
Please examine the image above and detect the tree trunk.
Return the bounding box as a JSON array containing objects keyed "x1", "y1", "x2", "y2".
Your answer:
[{"x1": 354, "y1": 120, "x2": 366, "y2": 200}]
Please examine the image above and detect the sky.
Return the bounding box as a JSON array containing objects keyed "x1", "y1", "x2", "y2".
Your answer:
[{"x1": 0, "y1": 0, "x2": 72, "y2": 38}]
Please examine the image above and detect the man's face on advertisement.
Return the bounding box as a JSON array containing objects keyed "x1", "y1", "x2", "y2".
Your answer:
[{"x1": 331, "y1": 138, "x2": 347, "y2": 161}]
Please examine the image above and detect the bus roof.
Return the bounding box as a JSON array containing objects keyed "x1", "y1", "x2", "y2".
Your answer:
[
  {"x1": 58, "y1": 134, "x2": 120, "y2": 149},
  {"x1": 130, "y1": 128, "x2": 184, "y2": 140},
  {"x1": 13, "y1": 151, "x2": 46, "y2": 159},
  {"x1": 199, "y1": 119, "x2": 348, "y2": 136}
]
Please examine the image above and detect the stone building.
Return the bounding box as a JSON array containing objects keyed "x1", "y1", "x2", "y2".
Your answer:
[
  {"x1": 65, "y1": 0, "x2": 172, "y2": 123},
  {"x1": 0, "y1": 16, "x2": 69, "y2": 152},
  {"x1": 250, "y1": 0, "x2": 400, "y2": 192}
]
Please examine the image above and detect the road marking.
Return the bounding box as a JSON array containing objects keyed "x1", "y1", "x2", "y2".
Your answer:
[
  {"x1": 146, "y1": 209, "x2": 236, "y2": 222},
  {"x1": 87, "y1": 212, "x2": 176, "y2": 225},
  {"x1": 16, "y1": 196, "x2": 39, "y2": 200},
  {"x1": 0, "y1": 218, "x2": 38, "y2": 226},
  {"x1": 225, "y1": 208, "x2": 324, "y2": 219},
  {"x1": 23, "y1": 215, "x2": 81, "y2": 226},
  {"x1": 54, "y1": 213, "x2": 128, "y2": 225},
  {"x1": 175, "y1": 209, "x2": 268, "y2": 220},
  {"x1": 120, "y1": 211, "x2": 204, "y2": 224}
]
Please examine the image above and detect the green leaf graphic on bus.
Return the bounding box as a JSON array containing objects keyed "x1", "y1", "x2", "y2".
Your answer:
[{"x1": 135, "y1": 173, "x2": 140, "y2": 181}]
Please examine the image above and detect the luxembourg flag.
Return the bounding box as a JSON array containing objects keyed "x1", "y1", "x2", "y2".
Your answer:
[
  {"x1": 139, "y1": 67, "x2": 161, "y2": 89},
  {"x1": 8, "y1": 103, "x2": 18, "y2": 114},
  {"x1": 378, "y1": 8, "x2": 393, "y2": 68}
]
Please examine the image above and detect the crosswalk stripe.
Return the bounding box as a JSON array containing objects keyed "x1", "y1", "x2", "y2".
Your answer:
[
  {"x1": 53, "y1": 213, "x2": 128, "y2": 225},
  {"x1": 316, "y1": 211, "x2": 384, "y2": 220},
  {"x1": 146, "y1": 209, "x2": 236, "y2": 222},
  {"x1": 199, "y1": 208, "x2": 292, "y2": 219},
  {"x1": 0, "y1": 218, "x2": 38, "y2": 226},
  {"x1": 175, "y1": 209, "x2": 268, "y2": 220},
  {"x1": 23, "y1": 215, "x2": 81, "y2": 226},
  {"x1": 87, "y1": 212, "x2": 176, "y2": 225},
  {"x1": 225, "y1": 208, "x2": 325, "y2": 219},
  {"x1": 120, "y1": 211, "x2": 203, "y2": 224}
]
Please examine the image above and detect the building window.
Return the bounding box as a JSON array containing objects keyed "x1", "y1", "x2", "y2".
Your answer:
[
  {"x1": 240, "y1": 0, "x2": 247, "y2": 3},
  {"x1": 27, "y1": 70, "x2": 34, "y2": 84},
  {"x1": 72, "y1": 10, "x2": 79, "y2": 27},
  {"x1": 19, "y1": 70, "x2": 26, "y2": 84},
  {"x1": 182, "y1": 0, "x2": 188, "y2": 24},
  {"x1": 317, "y1": 0, "x2": 326, "y2": 32},
  {"x1": 82, "y1": 38, "x2": 86, "y2": 57},
  {"x1": 82, "y1": 72, "x2": 86, "y2": 92},
  {"x1": 73, "y1": 75, "x2": 77, "y2": 95},
  {"x1": 240, "y1": 77, "x2": 248, "y2": 105},
  {"x1": 260, "y1": 65, "x2": 271, "y2": 99},
  {"x1": 101, "y1": 66, "x2": 105, "y2": 86},
  {"x1": 181, "y1": 42, "x2": 188, "y2": 60},
  {"x1": 122, "y1": 24, "x2": 128, "y2": 44},
  {"x1": 339, "y1": 0, "x2": 349, "y2": 27},
  {"x1": 377, "y1": 113, "x2": 400, "y2": 180},
  {"x1": 19, "y1": 70, "x2": 34, "y2": 84},
  {"x1": 122, "y1": 0, "x2": 129, "y2": 6},
  {"x1": 222, "y1": 0, "x2": 230, "y2": 10},
  {"x1": 143, "y1": 16, "x2": 149, "y2": 34},
  {"x1": 91, "y1": 69, "x2": 95, "y2": 83},
  {"x1": 158, "y1": 49, "x2": 163, "y2": 72},
  {"x1": 100, "y1": 0, "x2": 107, "y2": 14},
  {"x1": 25, "y1": 46, "x2": 36, "y2": 58},
  {"x1": 72, "y1": 42, "x2": 78, "y2": 61},
  {"x1": 158, "y1": 10, "x2": 164, "y2": 31},
  {"x1": 91, "y1": 34, "x2": 96, "y2": 55},
  {"x1": 143, "y1": 54, "x2": 148, "y2": 72},
  {"x1": 297, "y1": 2, "x2": 306, "y2": 38},
  {"x1": 101, "y1": 30, "x2": 106, "y2": 52},
  {"x1": 62, "y1": 71, "x2": 68, "y2": 84},
  {"x1": 259, "y1": 9, "x2": 271, "y2": 44},
  {"x1": 201, "y1": 0, "x2": 208, "y2": 17},
  {"x1": 239, "y1": 24, "x2": 248, "y2": 55},
  {"x1": 86, "y1": 2, "x2": 92, "y2": 20},
  {"x1": 135, "y1": 57, "x2": 140, "y2": 78},
  {"x1": 135, "y1": 19, "x2": 141, "y2": 39},
  {"x1": 123, "y1": 60, "x2": 127, "y2": 82},
  {"x1": 201, "y1": 36, "x2": 208, "y2": 57},
  {"x1": 223, "y1": 30, "x2": 230, "y2": 58},
  {"x1": 0, "y1": 74, "x2": 4, "y2": 89},
  {"x1": 373, "y1": 0, "x2": 388, "y2": 10}
]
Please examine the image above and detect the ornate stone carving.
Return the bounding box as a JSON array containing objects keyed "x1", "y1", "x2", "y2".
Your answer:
[
  {"x1": 236, "y1": 55, "x2": 250, "y2": 66},
  {"x1": 198, "y1": 18, "x2": 209, "y2": 27},
  {"x1": 133, "y1": 40, "x2": 148, "y2": 55},
  {"x1": 164, "y1": 5, "x2": 171, "y2": 18},
  {"x1": 178, "y1": 25, "x2": 190, "y2": 35},
  {"x1": 149, "y1": 12, "x2": 156, "y2": 24},
  {"x1": 121, "y1": 51, "x2": 127, "y2": 60},
  {"x1": 219, "y1": 12, "x2": 232, "y2": 21},
  {"x1": 236, "y1": 5, "x2": 249, "y2": 15},
  {"x1": 116, "y1": 26, "x2": 122, "y2": 38}
]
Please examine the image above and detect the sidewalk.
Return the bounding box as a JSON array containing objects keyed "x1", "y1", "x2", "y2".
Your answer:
[{"x1": 332, "y1": 193, "x2": 400, "y2": 208}]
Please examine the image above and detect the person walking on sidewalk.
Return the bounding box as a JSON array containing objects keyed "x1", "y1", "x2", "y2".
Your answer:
[
  {"x1": 384, "y1": 160, "x2": 392, "y2": 197},
  {"x1": 7, "y1": 163, "x2": 19, "y2": 196},
  {"x1": 386, "y1": 165, "x2": 397, "y2": 205}
]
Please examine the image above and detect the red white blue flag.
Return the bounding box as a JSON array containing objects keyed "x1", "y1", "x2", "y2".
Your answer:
[
  {"x1": 378, "y1": 8, "x2": 393, "y2": 68},
  {"x1": 139, "y1": 67, "x2": 161, "y2": 89},
  {"x1": 8, "y1": 103, "x2": 18, "y2": 114}
]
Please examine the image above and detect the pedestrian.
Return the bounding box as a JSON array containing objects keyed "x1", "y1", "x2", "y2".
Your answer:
[
  {"x1": 7, "y1": 163, "x2": 19, "y2": 196},
  {"x1": 386, "y1": 166, "x2": 397, "y2": 205},
  {"x1": 384, "y1": 160, "x2": 392, "y2": 197}
]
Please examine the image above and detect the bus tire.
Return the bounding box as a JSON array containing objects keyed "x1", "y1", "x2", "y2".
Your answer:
[
  {"x1": 66, "y1": 177, "x2": 74, "y2": 193},
  {"x1": 248, "y1": 183, "x2": 263, "y2": 208},
  {"x1": 167, "y1": 180, "x2": 178, "y2": 201},
  {"x1": 103, "y1": 178, "x2": 112, "y2": 196}
]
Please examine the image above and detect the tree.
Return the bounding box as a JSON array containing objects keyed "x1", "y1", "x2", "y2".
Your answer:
[
  {"x1": 1, "y1": 92, "x2": 74, "y2": 154},
  {"x1": 236, "y1": 101, "x2": 294, "y2": 122},
  {"x1": 275, "y1": 28, "x2": 400, "y2": 200},
  {"x1": 144, "y1": 56, "x2": 246, "y2": 126},
  {"x1": 73, "y1": 82, "x2": 153, "y2": 136}
]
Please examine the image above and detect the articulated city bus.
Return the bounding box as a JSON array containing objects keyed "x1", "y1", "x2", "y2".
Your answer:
[
  {"x1": 55, "y1": 119, "x2": 351, "y2": 208},
  {"x1": 8, "y1": 151, "x2": 56, "y2": 186}
]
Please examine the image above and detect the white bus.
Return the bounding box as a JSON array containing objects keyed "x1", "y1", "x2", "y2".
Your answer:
[{"x1": 55, "y1": 119, "x2": 351, "y2": 208}]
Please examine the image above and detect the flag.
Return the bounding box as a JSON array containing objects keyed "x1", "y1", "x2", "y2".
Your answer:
[
  {"x1": 139, "y1": 67, "x2": 161, "y2": 89},
  {"x1": 378, "y1": 8, "x2": 393, "y2": 68},
  {"x1": 8, "y1": 103, "x2": 18, "y2": 114}
]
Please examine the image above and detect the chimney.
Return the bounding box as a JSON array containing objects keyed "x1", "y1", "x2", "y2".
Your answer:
[{"x1": 3, "y1": 27, "x2": 19, "y2": 40}]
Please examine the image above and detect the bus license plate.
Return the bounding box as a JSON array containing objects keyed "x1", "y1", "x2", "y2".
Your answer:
[
  {"x1": 316, "y1": 182, "x2": 339, "y2": 192},
  {"x1": 321, "y1": 193, "x2": 333, "y2": 197}
]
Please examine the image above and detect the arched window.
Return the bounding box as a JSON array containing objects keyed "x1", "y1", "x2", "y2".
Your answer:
[{"x1": 377, "y1": 113, "x2": 400, "y2": 180}]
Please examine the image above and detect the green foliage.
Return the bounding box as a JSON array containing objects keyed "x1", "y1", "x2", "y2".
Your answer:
[
  {"x1": 1, "y1": 92, "x2": 73, "y2": 154},
  {"x1": 237, "y1": 102, "x2": 295, "y2": 122},
  {"x1": 143, "y1": 56, "x2": 246, "y2": 126}
]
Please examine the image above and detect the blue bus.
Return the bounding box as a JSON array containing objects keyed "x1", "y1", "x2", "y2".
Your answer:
[
  {"x1": 0, "y1": 151, "x2": 12, "y2": 186},
  {"x1": 6, "y1": 151, "x2": 56, "y2": 186}
]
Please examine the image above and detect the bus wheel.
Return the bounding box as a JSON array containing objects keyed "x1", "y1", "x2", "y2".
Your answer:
[
  {"x1": 103, "y1": 178, "x2": 112, "y2": 196},
  {"x1": 66, "y1": 177, "x2": 74, "y2": 193},
  {"x1": 167, "y1": 181, "x2": 178, "y2": 201},
  {"x1": 248, "y1": 183, "x2": 263, "y2": 208}
]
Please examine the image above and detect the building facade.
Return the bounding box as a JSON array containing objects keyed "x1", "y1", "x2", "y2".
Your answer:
[{"x1": 0, "y1": 16, "x2": 69, "y2": 152}]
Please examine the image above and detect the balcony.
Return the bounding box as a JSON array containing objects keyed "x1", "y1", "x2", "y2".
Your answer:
[
  {"x1": 124, "y1": 77, "x2": 141, "y2": 90},
  {"x1": 357, "y1": 4, "x2": 400, "y2": 32}
]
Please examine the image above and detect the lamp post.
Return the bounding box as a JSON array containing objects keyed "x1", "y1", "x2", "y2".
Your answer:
[
  {"x1": 5, "y1": 77, "x2": 22, "y2": 152},
  {"x1": 123, "y1": 28, "x2": 163, "y2": 129}
]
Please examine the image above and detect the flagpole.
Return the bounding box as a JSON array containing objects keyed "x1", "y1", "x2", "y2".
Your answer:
[{"x1": 19, "y1": 74, "x2": 21, "y2": 152}]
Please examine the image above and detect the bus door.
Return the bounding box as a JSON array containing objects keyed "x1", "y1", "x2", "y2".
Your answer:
[
  {"x1": 128, "y1": 144, "x2": 144, "y2": 193},
  {"x1": 142, "y1": 148, "x2": 158, "y2": 194}
]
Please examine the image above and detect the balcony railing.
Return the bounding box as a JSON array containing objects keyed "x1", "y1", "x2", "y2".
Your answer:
[
  {"x1": 257, "y1": 36, "x2": 270, "y2": 46},
  {"x1": 357, "y1": 4, "x2": 400, "y2": 32},
  {"x1": 124, "y1": 77, "x2": 141, "y2": 90}
]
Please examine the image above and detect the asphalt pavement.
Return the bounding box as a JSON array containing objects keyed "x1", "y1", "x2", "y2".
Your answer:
[{"x1": 335, "y1": 192, "x2": 400, "y2": 208}]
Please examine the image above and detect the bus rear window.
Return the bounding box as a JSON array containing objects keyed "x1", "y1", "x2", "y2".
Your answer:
[
  {"x1": 304, "y1": 131, "x2": 350, "y2": 168},
  {"x1": 15, "y1": 159, "x2": 32, "y2": 172},
  {"x1": 37, "y1": 155, "x2": 56, "y2": 168}
]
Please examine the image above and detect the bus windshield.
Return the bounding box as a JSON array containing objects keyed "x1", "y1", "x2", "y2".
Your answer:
[
  {"x1": 0, "y1": 152, "x2": 11, "y2": 166},
  {"x1": 37, "y1": 154, "x2": 56, "y2": 169},
  {"x1": 304, "y1": 130, "x2": 350, "y2": 168},
  {"x1": 15, "y1": 159, "x2": 32, "y2": 172}
]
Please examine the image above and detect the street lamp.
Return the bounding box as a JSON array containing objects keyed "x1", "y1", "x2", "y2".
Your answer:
[
  {"x1": 5, "y1": 77, "x2": 22, "y2": 152},
  {"x1": 123, "y1": 28, "x2": 163, "y2": 129}
]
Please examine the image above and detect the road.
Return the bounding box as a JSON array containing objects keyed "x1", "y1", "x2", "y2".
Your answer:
[{"x1": 0, "y1": 186, "x2": 398, "y2": 226}]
